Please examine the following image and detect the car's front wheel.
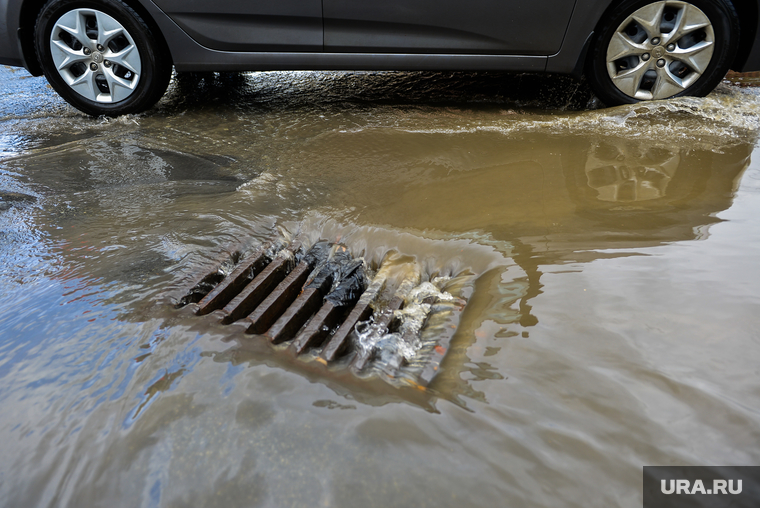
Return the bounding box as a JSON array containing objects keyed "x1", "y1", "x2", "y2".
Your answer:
[
  {"x1": 34, "y1": 0, "x2": 171, "y2": 116},
  {"x1": 586, "y1": 0, "x2": 740, "y2": 105}
]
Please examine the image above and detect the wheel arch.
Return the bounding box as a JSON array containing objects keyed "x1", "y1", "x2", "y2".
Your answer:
[{"x1": 18, "y1": 0, "x2": 172, "y2": 76}]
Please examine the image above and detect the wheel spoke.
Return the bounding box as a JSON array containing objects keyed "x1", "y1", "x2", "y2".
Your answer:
[
  {"x1": 630, "y1": 2, "x2": 666, "y2": 38},
  {"x1": 651, "y1": 66, "x2": 687, "y2": 99},
  {"x1": 94, "y1": 11, "x2": 126, "y2": 48},
  {"x1": 670, "y1": 40, "x2": 714, "y2": 74},
  {"x1": 611, "y1": 61, "x2": 652, "y2": 97},
  {"x1": 104, "y1": 69, "x2": 138, "y2": 102},
  {"x1": 607, "y1": 31, "x2": 647, "y2": 61},
  {"x1": 51, "y1": 39, "x2": 89, "y2": 70},
  {"x1": 68, "y1": 68, "x2": 100, "y2": 101},
  {"x1": 53, "y1": 10, "x2": 87, "y2": 46},
  {"x1": 664, "y1": 3, "x2": 710, "y2": 45},
  {"x1": 108, "y1": 45, "x2": 140, "y2": 75}
]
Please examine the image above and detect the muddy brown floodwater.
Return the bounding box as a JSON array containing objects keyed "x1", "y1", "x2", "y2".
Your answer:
[{"x1": 1, "y1": 65, "x2": 760, "y2": 508}]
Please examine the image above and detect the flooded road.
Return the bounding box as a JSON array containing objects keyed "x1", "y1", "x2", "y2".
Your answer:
[{"x1": 1, "y1": 65, "x2": 760, "y2": 507}]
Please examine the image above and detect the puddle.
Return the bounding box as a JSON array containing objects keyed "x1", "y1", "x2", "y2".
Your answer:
[{"x1": 1, "y1": 66, "x2": 760, "y2": 507}]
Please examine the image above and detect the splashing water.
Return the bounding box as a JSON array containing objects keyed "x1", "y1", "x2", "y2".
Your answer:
[{"x1": 354, "y1": 276, "x2": 459, "y2": 379}]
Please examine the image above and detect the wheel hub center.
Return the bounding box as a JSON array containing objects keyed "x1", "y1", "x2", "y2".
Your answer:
[
  {"x1": 91, "y1": 52, "x2": 103, "y2": 64},
  {"x1": 652, "y1": 46, "x2": 665, "y2": 59}
]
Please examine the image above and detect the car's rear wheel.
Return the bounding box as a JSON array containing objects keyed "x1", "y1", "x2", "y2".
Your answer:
[
  {"x1": 586, "y1": 0, "x2": 739, "y2": 105},
  {"x1": 34, "y1": 0, "x2": 171, "y2": 116}
]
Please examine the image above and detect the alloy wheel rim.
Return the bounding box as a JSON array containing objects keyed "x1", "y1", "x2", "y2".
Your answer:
[
  {"x1": 606, "y1": 1, "x2": 715, "y2": 100},
  {"x1": 49, "y1": 8, "x2": 142, "y2": 103}
]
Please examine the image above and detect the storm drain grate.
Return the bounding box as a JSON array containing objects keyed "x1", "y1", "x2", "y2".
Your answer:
[{"x1": 176, "y1": 239, "x2": 468, "y2": 388}]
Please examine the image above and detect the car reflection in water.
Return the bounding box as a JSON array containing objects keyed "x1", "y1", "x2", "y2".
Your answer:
[{"x1": 584, "y1": 141, "x2": 680, "y2": 203}]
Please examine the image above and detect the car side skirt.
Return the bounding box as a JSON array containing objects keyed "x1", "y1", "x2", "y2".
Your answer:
[{"x1": 172, "y1": 51, "x2": 547, "y2": 73}]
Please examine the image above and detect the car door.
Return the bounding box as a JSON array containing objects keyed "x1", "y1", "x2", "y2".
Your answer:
[
  {"x1": 151, "y1": 0, "x2": 323, "y2": 52},
  {"x1": 323, "y1": 0, "x2": 577, "y2": 55}
]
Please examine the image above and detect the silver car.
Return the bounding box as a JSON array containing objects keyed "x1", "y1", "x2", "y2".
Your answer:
[{"x1": 1, "y1": 0, "x2": 758, "y2": 115}]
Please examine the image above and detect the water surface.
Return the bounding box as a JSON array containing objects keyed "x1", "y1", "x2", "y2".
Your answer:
[{"x1": 1, "y1": 66, "x2": 760, "y2": 507}]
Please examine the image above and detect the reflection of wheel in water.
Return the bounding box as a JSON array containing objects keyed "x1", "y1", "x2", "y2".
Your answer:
[
  {"x1": 34, "y1": 0, "x2": 171, "y2": 116},
  {"x1": 584, "y1": 141, "x2": 680, "y2": 202},
  {"x1": 587, "y1": 0, "x2": 739, "y2": 104}
]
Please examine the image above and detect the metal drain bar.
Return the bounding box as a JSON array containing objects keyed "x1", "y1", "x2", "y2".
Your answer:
[{"x1": 178, "y1": 240, "x2": 467, "y2": 387}]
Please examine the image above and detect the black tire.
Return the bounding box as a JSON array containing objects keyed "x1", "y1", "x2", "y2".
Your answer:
[
  {"x1": 586, "y1": 0, "x2": 739, "y2": 105},
  {"x1": 34, "y1": 0, "x2": 171, "y2": 116}
]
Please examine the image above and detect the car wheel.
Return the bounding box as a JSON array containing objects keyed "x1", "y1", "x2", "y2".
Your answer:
[
  {"x1": 586, "y1": 0, "x2": 739, "y2": 105},
  {"x1": 34, "y1": 0, "x2": 171, "y2": 116}
]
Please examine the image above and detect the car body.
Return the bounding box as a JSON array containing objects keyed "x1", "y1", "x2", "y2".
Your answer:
[{"x1": 1, "y1": 0, "x2": 759, "y2": 114}]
